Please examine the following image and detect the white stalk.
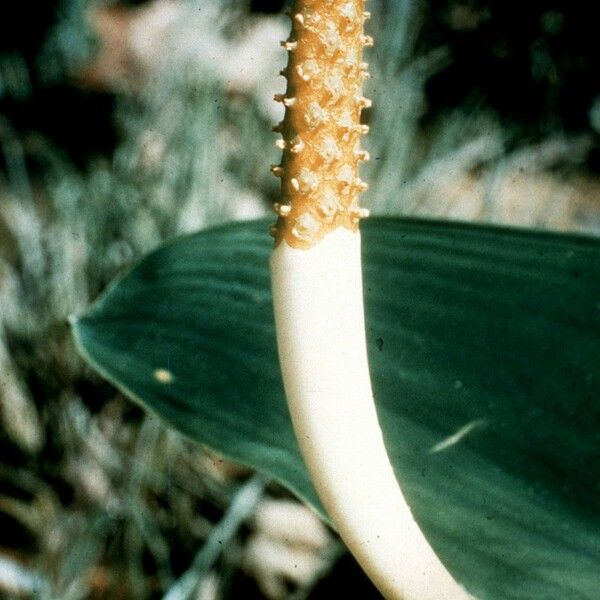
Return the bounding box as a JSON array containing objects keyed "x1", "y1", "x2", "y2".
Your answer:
[
  {"x1": 271, "y1": 228, "x2": 471, "y2": 600},
  {"x1": 269, "y1": 1, "x2": 472, "y2": 595}
]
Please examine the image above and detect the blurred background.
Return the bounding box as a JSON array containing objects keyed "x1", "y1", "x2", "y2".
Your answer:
[{"x1": 0, "y1": 0, "x2": 598, "y2": 598}]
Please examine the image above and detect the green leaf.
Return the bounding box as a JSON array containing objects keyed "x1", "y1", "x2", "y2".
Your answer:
[{"x1": 73, "y1": 218, "x2": 600, "y2": 599}]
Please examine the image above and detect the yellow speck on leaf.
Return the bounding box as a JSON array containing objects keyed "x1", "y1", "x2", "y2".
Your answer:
[{"x1": 154, "y1": 368, "x2": 174, "y2": 384}]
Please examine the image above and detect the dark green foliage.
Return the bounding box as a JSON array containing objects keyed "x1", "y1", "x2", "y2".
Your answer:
[{"x1": 75, "y1": 217, "x2": 600, "y2": 599}]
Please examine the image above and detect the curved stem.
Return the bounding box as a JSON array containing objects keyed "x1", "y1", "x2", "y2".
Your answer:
[
  {"x1": 269, "y1": 2, "x2": 472, "y2": 598},
  {"x1": 271, "y1": 230, "x2": 469, "y2": 599}
]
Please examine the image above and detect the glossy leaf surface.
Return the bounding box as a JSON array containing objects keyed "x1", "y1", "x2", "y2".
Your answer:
[{"x1": 74, "y1": 218, "x2": 600, "y2": 599}]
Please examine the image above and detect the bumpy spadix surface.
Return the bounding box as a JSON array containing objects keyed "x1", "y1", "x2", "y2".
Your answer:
[{"x1": 271, "y1": 0, "x2": 372, "y2": 248}]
